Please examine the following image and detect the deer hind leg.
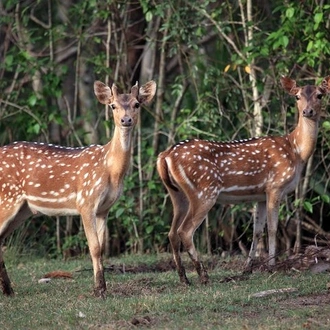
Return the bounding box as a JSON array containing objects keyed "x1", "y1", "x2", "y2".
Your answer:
[
  {"x1": 177, "y1": 199, "x2": 216, "y2": 285},
  {"x1": 80, "y1": 210, "x2": 106, "y2": 298},
  {"x1": 244, "y1": 201, "x2": 267, "y2": 272},
  {"x1": 168, "y1": 190, "x2": 191, "y2": 285},
  {"x1": 0, "y1": 202, "x2": 32, "y2": 296}
]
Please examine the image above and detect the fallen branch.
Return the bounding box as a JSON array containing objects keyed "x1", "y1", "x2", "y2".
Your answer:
[
  {"x1": 303, "y1": 216, "x2": 330, "y2": 239},
  {"x1": 249, "y1": 287, "x2": 298, "y2": 298}
]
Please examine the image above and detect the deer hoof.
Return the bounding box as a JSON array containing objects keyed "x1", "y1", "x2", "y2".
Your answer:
[
  {"x1": 1, "y1": 282, "x2": 15, "y2": 296},
  {"x1": 200, "y1": 274, "x2": 209, "y2": 285},
  {"x1": 243, "y1": 264, "x2": 253, "y2": 274},
  {"x1": 179, "y1": 275, "x2": 191, "y2": 286},
  {"x1": 93, "y1": 286, "x2": 107, "y2": 299}
]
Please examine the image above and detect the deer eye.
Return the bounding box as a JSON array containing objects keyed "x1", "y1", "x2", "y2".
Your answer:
[
  {"x1": 317, "y1": 93, "x2": 323, "y2": 99},
  {"x1": 110, "y1": 104, "x2": 116, "y2": 110},
  {"x1": 134, "y1": 102, "x2": 140, "y2": 109},
  {"x1": 295, "y1": 95, "x2": 301, "y2": 100}
]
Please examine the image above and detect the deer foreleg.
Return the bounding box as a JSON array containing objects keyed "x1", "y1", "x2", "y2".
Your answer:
[
  {"x1": 266, "y1": 192, "x2": 281, "y2": 268},
  {"x1": 81, "y1": 211, "x2": 106, "y2": 298},
  {"x1": 95, "y1": 213, "x2": 107, "y2": 255}
]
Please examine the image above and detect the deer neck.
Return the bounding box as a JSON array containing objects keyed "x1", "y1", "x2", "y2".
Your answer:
[
  {"x1": 289, "y1": 115, "x2": 319, "y2": 163},
  {"x1": 104, "y1": 127, "x2": 133, "y2": 179}
]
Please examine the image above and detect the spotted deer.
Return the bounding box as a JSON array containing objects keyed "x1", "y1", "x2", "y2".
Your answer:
[
  {"x1": 0, "y1": 79, "x2": 156, "y2": 297},
  {"x1": 157, "y1": 76, "x2": 330, "y2": 285}
]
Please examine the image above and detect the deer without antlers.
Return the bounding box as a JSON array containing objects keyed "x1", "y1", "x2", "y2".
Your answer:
[
  {"x1": 0, "y1": 79, "x2": 156, "y2": 297},
  {"x1": 157, "y1": 76, "x2": 330, "y2": 285}
]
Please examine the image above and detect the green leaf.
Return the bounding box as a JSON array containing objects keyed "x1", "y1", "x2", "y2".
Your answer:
[
  {"x1": 314, "y1": 12, "x2": 323, "y2": 24},
  {"x1": 5, "y1": 54, "x2": 13, "y2": 67},
  {"x1": 115, "y1": 208, "x2": 125, "y2": 218},
  {"x1": 29, "y1": 123, "x2": 40, "y2": 134},
  {"x1": 22, "y1": 51, "x2": 32, "y2": 60},
  {"x1": 49, "y1": 113, "x2": 64, "y2": 125},
  {"x1": 303, "y1": 201, "x2": 313, "y2": 213},
  {"x1": 281, "y1": 35, "x2": 289, "y2": 48},
  {"x1": 321, "y1": 194, "x2": 330, "y2": 204},
  {"x1": 322, "y1": 121, "x2": 330, "y2": 130},
  {"x1": 286, "y1": 8, "x2": 295, "y2": 18},
  {"x1": 148, "y1": 181, "x2": 156, "y2": 190},
  {"x1": 313, "y1": 13, "x2": 323, "y2": 30},
  {"x1": 146, "y1": 11, "x2": 153, "y2": 22},
  {"x1": 260, "y1": 47, "x2": 269, "y2": 56},
  {"x1": 28, "y1": 95, "x2": 37, "y2": 106},
  {"x1": 307, "y1": 40, "x2": 313, "y2": 52},
  {"x1": 146, "y1": 225, "x2": 154, "y2": 234}
]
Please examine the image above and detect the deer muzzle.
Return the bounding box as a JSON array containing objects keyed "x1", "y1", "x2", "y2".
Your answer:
[
  {"x1": 121, "y1": 116, "x2": 133, "y2": 127},
  {"x1": 302, "y1": 108, "x2": 315, "y2": 118}
]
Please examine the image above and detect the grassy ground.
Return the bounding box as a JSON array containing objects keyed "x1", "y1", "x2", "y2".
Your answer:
[{"x1": 0, "y1": 252, "x2": 330, "y2": 330}]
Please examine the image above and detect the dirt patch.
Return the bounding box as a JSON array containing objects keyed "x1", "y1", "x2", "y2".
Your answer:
[
  {"x1": 109, "y1": 277, "x2": 168, "y2": 297},
  {"x1": 277, "y1": 292, "x2": 330, "y2": 329},
  {"x1": 283, "y1": 292, "x2": 330, "y2": 307},
  {"x1": 102, "y1": 245, "x2": 330, "y2": 275},
  {"x1": 103, "y1": 258, "x2": 177, "y2": 274}
]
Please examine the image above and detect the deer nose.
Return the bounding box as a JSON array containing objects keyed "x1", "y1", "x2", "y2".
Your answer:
[
  {"x1": 121, "y1": 116, "x2": 133, "y2": 126},
  {"x1": 302, "y1": 108, "x2": 314, "y2": 117}
]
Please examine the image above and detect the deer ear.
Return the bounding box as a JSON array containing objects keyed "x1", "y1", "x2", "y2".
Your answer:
[
  {"x1": 319, "y1": 76, "x2": 330, "y2": 94},
  {"x1": 111, "y1": 84, "x2": 118, "y2": 98},
  {"x1": 138, "y1": 80, "x2": 157, "y2": 104},
  {"x1": 280, "y1": 76, "x2": 299, "y2": 95},
  {"x1": 94, "y1": 81, "x2": 113, "y2": 104},
  {"x1": 131, "y1": 82, "x2": 139, "y2": 98}
]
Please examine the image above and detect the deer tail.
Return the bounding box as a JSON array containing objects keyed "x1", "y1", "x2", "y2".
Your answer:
[{"x1": 157, "y1": 153, "x2": 179, "y2": 192}]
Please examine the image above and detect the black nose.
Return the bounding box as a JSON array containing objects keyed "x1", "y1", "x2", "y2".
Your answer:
[
  {"x1": 302, "y1": 108, "x2": 314, "y2": 117},
  {"x1": 121, "y1": 116, "x2": 132, "y2": 126}
]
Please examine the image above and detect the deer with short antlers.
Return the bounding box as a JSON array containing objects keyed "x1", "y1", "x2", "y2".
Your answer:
[
  {"x1": 157, "y1": 76, "x2": 330, "y2": 285},
  {"x1": 0, "y1": 79, "x2": 156, "y2": 297}
]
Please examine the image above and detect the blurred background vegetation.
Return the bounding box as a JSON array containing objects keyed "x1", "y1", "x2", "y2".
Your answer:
[{"x1": 0, "y1": 0, "x2": 330, "y2": 260}]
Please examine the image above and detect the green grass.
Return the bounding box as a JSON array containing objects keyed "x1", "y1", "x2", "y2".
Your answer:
[{"x1": 1, "y1": 252, "x2": 330, "y2": 330}]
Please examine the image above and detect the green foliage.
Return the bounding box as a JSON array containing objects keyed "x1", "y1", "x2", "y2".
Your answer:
[
  {"x1": 61, "y1": 233, "x2": 88, "y2": 257},
  {"x1": 294, "y1": 195, "x2": 330, "y2": 214},
  {"x1": 266, "y1": 3, "x2": 330, "y2": 67}
]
